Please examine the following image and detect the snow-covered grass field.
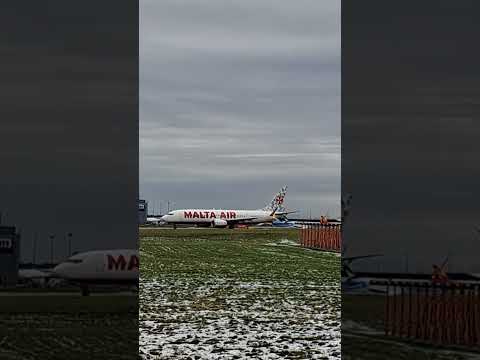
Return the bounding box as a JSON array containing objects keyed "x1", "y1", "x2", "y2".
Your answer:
[{"x1": 140, "y1": 229, "x2": 340, "y2": 359}]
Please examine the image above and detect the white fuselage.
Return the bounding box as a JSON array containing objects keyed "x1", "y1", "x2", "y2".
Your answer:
[
  {"x1": 53, "y1": 249, "x2": 138, "y2": 284},
  {"x1": 161, "y1": 209, "x2": 274, "y2": 226}
]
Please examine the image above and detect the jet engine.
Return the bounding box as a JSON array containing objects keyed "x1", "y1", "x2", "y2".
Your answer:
[{"x1": 211, "y1": 219, "x2": 228, "y2": 228}]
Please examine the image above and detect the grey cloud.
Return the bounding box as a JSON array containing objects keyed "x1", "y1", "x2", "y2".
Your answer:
[
  {"x1": 140, "y1": 0, "x2": 340, "y2": 217},
  {"x1": 343, "y1": 1, "x2": 480, "y2": 272},
  {"x1": 0, "y1": 1, "x2": 138, "y2": 262}
]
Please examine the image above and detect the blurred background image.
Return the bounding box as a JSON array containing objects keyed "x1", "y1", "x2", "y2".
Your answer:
[{"x1": 0, "y1": 1, "x2": 139, "y2": 359}]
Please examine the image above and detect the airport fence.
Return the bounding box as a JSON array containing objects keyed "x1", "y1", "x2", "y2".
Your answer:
[
  {"x1": 372, "y1": 281, "x2": 480, "y2": 347},
  {"x1": 299, "y1": 223, "x2": 341, "y2": 252}
]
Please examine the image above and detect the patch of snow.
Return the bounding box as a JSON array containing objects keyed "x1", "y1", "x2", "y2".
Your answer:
[{"x1": 140, "y1": 277, "x2": 340, "y2": 359}]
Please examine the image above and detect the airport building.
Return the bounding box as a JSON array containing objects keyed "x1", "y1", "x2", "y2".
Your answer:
[
  {"x1": 0, "y1": 226, "x2": 20, "y2": 286},
  {"x1": 138, "y1": 199, "x2": 148, "y2": 225}
]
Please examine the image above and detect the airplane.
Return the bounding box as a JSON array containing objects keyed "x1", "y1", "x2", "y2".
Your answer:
[
  {"x1": 342, "y1": 250, "x2": 480, "y2": 295},
  {"x1": 53, "y1": 249, "x2": 138, "y2": 296},
  {"x1": 341, "y1": 195, "x2": 479, "y2": 291},
  {"x1": 146, "y1": 216, "x2": 162, "y2": 226},
  {"x1": 18, "y1": 268, "x2": 57, "y2": 288},
  {"x1": 341, "y1": 251, "x2": 386, "y2": 294},
  {"x1": 271, "y1": 218, "x2": 302, "y2": 229},
  {"x1": 160, "y1": 186, "x2": 296, "y2": 229}
]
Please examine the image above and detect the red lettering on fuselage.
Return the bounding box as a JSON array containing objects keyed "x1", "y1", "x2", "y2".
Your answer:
[
  {"x1": 183, "y1": 210, "x2": 237, "y2": 221},
  {"x1": 107, "y1": 254, "x2": 126, "y2": 270},
  {"x1": 107, "y1": 254, "x2": 139, "y2": 271},
  {"x1": 128, "y1": 255, "x2": 139, "y2": 270}
]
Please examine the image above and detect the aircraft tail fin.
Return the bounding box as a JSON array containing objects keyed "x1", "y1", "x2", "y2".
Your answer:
[{"x1": 263, "y1": 186, "x2": 288, "y2": 213}]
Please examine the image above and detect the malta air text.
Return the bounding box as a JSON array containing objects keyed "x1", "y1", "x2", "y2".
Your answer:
[
  {"x1": 106, "y1": 254, "x2": 139, "y2": 271},
  {"x1": 184, "y1": 210, "x2": 237, "y2": 219}
]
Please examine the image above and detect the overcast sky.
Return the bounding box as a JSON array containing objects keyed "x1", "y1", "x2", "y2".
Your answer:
[
  {"x1": 0, "y1": 1, "x2": 138, "y2": 262},
  {"x1": 343, "y1": 1, "x2": 480, "y2": 273},
  {"x1": 140, "y1": 0, "x2": 340, "y2": 218}
]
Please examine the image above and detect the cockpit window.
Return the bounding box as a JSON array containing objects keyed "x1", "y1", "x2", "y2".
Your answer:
[{"x1": 168, "y1": 212, "x2": 174, "y2": 215}]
